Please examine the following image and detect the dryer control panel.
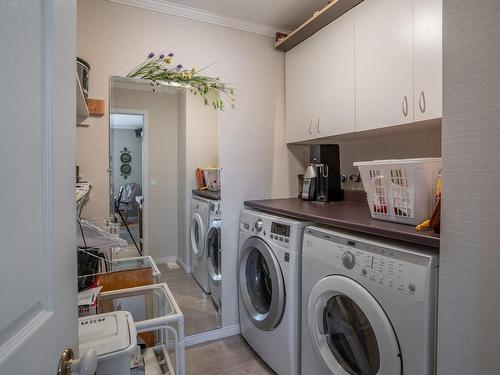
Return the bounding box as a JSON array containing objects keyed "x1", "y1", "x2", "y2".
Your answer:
[{"x1": 304, "y1": 228, "x2": 437, "y2": 301}]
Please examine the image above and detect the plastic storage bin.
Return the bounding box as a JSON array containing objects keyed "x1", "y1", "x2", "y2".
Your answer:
[
  {"x1": 202, "y1": 168, "x2": 220, "y2": 192},
  {"x1": 79, "y1": 311, "x2": 137, "y2": 375},
  {"x1": 354, "y1": 158, "x2": 442, "y2": 225}
]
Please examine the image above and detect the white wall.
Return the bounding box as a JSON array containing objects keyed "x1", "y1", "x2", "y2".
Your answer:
[
  {"x1": 438, "y1": 0, "x2": 500, "y2": 373},
  {"x1": 77, "y1": 0, "x2": 306, "y2": 327},
  {"x1": 178, "y1": 91, "x2": 219, "y2": 269},
  {"x1": 338, "y1": 122, "x2": 442, "y2": 190},
  {"x1": 111, "y1": 86, "x2": 178, "y2": 259},
  {"x1": 112, "y1": 128, "x2": 142, "y2": 197}
]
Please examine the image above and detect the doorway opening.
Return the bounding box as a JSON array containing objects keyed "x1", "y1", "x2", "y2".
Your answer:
[{"x1": 110, "y1": 110, "x2": 149, "y2": 253}]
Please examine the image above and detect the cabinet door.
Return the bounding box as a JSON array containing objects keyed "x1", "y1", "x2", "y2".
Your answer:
[
  {"x1": 286, "y1": 40, "x2": 315, "y2": 143},
  {"x1": 354, "y1": 0, "x2": 413, "y2": 131},
  {"x1": 311, "y1": 10, "x2": 356, "y2": 138},
  {"x1": 414, "y1": 0, "x2": 442, "y2": 121}
]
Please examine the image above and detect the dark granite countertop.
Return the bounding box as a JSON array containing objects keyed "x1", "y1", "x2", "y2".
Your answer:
[{"x1": 244, "y1": 197, "x2": 440, "y2": 248}]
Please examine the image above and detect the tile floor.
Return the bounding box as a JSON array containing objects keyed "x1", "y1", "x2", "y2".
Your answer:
[
  {"x1": 186, "y1": 335, "x2": 275, "y2": 375},
  {"x1": 158, "y1": 263, "x2": 220, "y2": 336}
]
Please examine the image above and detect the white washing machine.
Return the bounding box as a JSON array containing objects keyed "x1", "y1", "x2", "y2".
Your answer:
[
  {"x1": 207, "y1": 200, "x2": 222, "y2": 310},
  {"x1": 190, "y1": 195, "x2": 211, "y2": 293},
  {"x1": 238, "y1": 209, "x2": 310, "y2": 375},
  {"x1": 302, "y1": 226, "x2": 438, "y2": 375}
]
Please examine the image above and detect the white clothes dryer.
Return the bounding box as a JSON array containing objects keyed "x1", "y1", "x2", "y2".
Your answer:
[
  {"x1": 207, "y1": 200, "x2": 222, "y2": 310},
  {"x1": 238, "y1": 209, "x2": 310, "y2": 375},
  {"x1": 190, "y1": 195, "x2": 211, "y2": 293},
  {"x1": 301, "y1": 226, "x2": 438, "y2": 375}
]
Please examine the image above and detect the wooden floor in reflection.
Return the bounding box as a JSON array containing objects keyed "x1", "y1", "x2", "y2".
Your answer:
[
  {"x1": 186, "y1": 335, "x2": 275, "y2": 375},
  {"x1": 158, "y1": 263, "x2": 220, "y2": 336}
]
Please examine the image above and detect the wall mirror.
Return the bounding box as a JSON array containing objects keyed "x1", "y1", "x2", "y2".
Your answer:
[{"x1": 109, "y1": 76, "x2": 221, "y2": 336}]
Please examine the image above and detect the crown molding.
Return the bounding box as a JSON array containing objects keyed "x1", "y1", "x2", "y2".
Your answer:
[{"x1": 107, "y1": 0, "x2": 291, "y2": 37}]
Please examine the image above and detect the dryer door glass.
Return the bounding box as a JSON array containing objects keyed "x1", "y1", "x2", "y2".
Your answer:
[
  {"x1": 323, "y1": 295, "x2": 380, "y2": 375},
  {"x1": 239, "y1": 237, "x2": 285, "y2": 331},
  {"x1": 190, "y1": 213, "x2": 205, "y2": 259},
  {"x1": 246, "y1": 249, "x2": 272, "y2": 314},
  {"x1": 307, "y1": 275, "x2": 401, "y2": 375},
  {"x1": 207, "y1": 225, "x2": 221, "y2": 279}
]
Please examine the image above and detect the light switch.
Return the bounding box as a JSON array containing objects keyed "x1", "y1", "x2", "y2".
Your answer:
[{"x1": 150, "y1": 177, "x2": 157, "y2": 187}]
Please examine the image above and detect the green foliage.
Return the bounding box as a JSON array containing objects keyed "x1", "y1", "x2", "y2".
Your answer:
[{"x1": 127, "y1": 53, "x2": 235, "y2": 110}]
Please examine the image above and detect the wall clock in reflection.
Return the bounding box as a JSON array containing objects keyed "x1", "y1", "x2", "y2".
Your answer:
[
  {"x1": 120, "y1": 150, "x2": 132, "y2": 163},
  {"x1": 120, "y1": 147, "x2": 132, "y2": 179},
  {"x1": 120, "y1": 163, "x2": 132, "y2": 178}
]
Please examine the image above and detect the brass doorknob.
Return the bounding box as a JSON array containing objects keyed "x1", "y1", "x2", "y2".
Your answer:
[{"x1": 58, "y1": 348, "x2": 97, "y2": 375}]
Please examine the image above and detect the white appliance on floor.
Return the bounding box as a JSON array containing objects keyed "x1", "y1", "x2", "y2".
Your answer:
[
  {"x1": 79, "y1": 311, "x2": 137, "y2": 375},
  {"x1": 302, "y1": 226, "x2": 438, "y2": 375},
  {"x1": 207, "y1": 199, "x2": 222, "y2": 310},
  {"x1": 190, "y1": 195, "x2": 211, "y2": 293},
  {"x1": 238, "y1": 209, "x2": 310, "y2": 375}
]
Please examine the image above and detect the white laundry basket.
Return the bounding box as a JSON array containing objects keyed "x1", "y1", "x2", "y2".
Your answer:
[{"x1": 354, "y1": 158, "x2": 442, "y2": 225}]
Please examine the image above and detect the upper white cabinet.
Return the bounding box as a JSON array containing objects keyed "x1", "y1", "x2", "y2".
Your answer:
[
  {"x1": 413, "y1": 0, "x2": 442, "y2": 121},
  {"x1": 354, "y1": 0, "x2": 414, "y2": 132},
  {"x1": 284, "y1": 0, "x2": 442, "y2": 142},
  {"x1": 286, "y1": 35, "x2": 314, "y2": 143},
  {"x1": 286, "y1": 10, "x2": 355, "y2": 143}
]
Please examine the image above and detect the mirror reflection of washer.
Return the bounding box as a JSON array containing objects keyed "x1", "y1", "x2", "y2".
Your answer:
[
  {"x1": 302, "y1": 226, "x2": 438, "y2": 375},
  {"x1": 207, "y1": 200, "x2": 222, "y2": 310},
  {"x1": 190, "y1": 195, "x2": 211, "y2": 294},
  {"x1": 238, "y1": 209, "x2": 311, "y2": 375}
]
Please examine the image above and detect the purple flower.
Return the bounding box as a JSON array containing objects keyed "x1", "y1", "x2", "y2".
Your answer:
[
  {"x1": 148, "y1": 52, "x2": 155, "y2": 58},
  {"x1": 159, "y1": 54, "x2": 165, "y2": 59},
  {"x1": 177, "y1": 64, "x2": 183, "y2": 69},
  {"x1": 168, "y1": 52, "x2": 174, "y2": 57}
]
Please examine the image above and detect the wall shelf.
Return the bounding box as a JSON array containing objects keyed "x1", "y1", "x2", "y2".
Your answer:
[
  {"x1": 76, "y1": 73, "x2": 90, "y2": 124},
  {"x1": 274, "y1": 0, "x2": 364, "y2": 52},
  {"x1": 76, "y1": 73, "x2": 105, "y2": 126}
]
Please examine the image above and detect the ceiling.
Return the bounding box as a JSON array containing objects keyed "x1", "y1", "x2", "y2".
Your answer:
[{"x1": 167, "y1": 0, "x2": 328, "y2": 31}]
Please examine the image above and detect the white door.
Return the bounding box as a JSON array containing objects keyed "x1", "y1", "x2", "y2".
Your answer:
[
  {"x1": 355, "y1": 0, "x2": 414, "y2": 131},
  {"x1": 307, "y1": 276, "x2": 401, "y2": 374},
  {"x1": 311, "y1": 9, "x2": 356, "y2": 139},
  {"x1": 0, "y1": 1, "x2": 79, "y2": 374},
  {"x1": 413, "y1": 0, "x2": 443, "y2": 121},
  {"x1": 285, "y1": 40, "x2": 315, "y2": 143}
]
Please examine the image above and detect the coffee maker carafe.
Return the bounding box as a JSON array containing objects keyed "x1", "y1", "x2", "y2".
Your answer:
[
  {"x1": 315, "y1": 163, "x2": 329, "y2": 202},
  {"x1": 299, "y1": 144, "x2": 343, "y2": 202},
  {"x1": 301, "y1": 163, "x2": 318, "y2": 200}
]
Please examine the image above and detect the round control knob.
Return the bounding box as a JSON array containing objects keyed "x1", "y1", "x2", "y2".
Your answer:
[
  {"x1": 254, "y1": 219, "x2": 263, "y2": 233},
  {"x1": 342, "y1": 251, "x2": 356, "y2": 269},
  {"x1": 408, "y1": 284, "x2": 416, "y2": 292},
  {"x1": 362, "y1": 268, "x2": 367, "y2": 276}
]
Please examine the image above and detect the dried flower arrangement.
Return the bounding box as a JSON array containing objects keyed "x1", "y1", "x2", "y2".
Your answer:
[{"x1": 127, "y1": 52, "x2": 234, "y2": 110}]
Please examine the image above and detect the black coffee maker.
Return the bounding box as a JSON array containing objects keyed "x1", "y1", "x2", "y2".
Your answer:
[{"x1": 300, "y1": 145, "x2": 343, "y2": 202}]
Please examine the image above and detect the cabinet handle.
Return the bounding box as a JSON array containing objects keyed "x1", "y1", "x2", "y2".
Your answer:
[
  {"x1": 419, "y1": 91, "x2": 426, "y2": 113},
  {"x1": 309, "y1": 120, "x2": 312, "y2": 135},
  {"x1": 317, "y1": 118, "x2": 321, "y2": 133},
  {"x1": 402, "y1": 96, "x2": 409, "y2": 117}
]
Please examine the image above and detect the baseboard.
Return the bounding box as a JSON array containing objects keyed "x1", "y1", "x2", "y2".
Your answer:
[
  {"x1": 177, "y1": 256, "x2": 191, "y2": 273},
  {"x1": 153, "y1": 256, "x2": 178, "y2": 264},
  {"x1": 184, "y1": 325, "x2": 241, "y2": 347}
]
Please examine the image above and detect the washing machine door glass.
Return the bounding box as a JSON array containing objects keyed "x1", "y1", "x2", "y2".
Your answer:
[
  {"x1": 308, "y1": 275, "x2": 401, "y2": 375},
  {"x1": 239, "y1": 237, "x2": 285, "y2": 331},
  {"x1": 191, "y1": 213, "x2": 205, "y2": 259},
  {"x1": 207, "y1": 222, "x2": 221, "y2": 280}
]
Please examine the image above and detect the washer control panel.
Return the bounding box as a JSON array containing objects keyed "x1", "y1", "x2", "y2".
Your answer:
[
  {"x1": 305, "y1": 228, "x2": 434, "y2": 301},
  {"x1": 354, "y1": 248, "x2": 426, "y2": 300},
  {"x1": 240, "y1": 212, "x2": 294, "y2": 248}
]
